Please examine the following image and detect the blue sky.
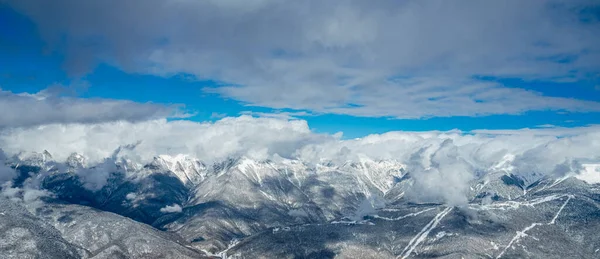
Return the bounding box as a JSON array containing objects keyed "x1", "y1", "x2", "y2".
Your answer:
[{"x1": 1, "y1": 2, "x2": 600, "y2": 138}]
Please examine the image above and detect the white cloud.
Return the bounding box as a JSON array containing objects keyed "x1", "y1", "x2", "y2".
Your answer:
[
  {"x1": 402, "y1": 139, "x2": 475, "y2": 205},
  {"x1": 210, "y1": 112, "x2": 227, "y2": 119},
  {"x1": 577, "y1": 164, "x2": 600, "y2": 184},
  {"x1": 6, "y1": 0, "x2": 600, "y2": 118},
  {"x1": 71, "y1": 157, "x2": 122, "y2": 191},
  {"x1": 0, "y1": 116, "x2": 331, "y2": 164},
  {"x1": 0, "y1": 149, "x2": 17, "y2": 183},
  {"x1": 0, "y1": 181, "x2": 52, "y2": 209},
  {"x1": 160, "y1": 204, "x2": 182, "y2": 213},
  {"x1": 470, "y1": 126, "x2": 600, "y2": 137},
  {"x1": 125, "y1": 193, "x2": 137, "y2": 200},
  {"x1": 1, "y1": 116, "x2": 599, "y2": 204},
  {"x1": 0, "y1": 88, "x2": 180, "y2": 128}
]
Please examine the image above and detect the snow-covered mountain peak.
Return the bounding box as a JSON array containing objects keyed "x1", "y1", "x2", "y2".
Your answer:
[
  {"x1": 18, "y1": 150, "x2": 53, "y2": 167},
  {"x1": 491, "y1": 153, "x2": 516, "y2": 172},
  {"x1": 315, "y1": 160, "x2": 339, "y2": 172},
  {"x1": 236, "y1": 156, "x2": 261, "y2": 170},
  {"x1": 223, "y1": 156, "x2": 291, "y2": 185},
  {"x1": 148, "y1": 154, "x2": 208, "y2": 185},
  {"x1": 351, "y1": 159, "x2": 406, "y2": 171},
  {"x1": 66, "y1": 153, "x2": 86, "y2": 168}
]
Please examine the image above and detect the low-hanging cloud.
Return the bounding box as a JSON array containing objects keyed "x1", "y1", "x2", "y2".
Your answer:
[
  {"x1": 403, "y1": 139, "x2": 476, "y2": 205},
  {"x1": 160, "y1": 204, "x2": 182, "y2": 213},
  {"x1": 0, "y1": 88, "x2": 180, "y2": 128},
  {"x1": 0, "y1": 149, "x2": 17, "y2": 183},
  {"x1": 4, "y1": 0, "x2": 600, "y2": 118},
  {"x1": 0, "y1": 116, "x2": 599, "y2": 204}
]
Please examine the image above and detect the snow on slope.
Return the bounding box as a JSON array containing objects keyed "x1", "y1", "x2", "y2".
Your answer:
[{"x1": 152, "y1": 154, "x2": 208, "y2": 186}]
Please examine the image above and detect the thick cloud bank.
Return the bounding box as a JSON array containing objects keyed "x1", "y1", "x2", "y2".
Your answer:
[
  {"x1": 0, "y1": 116, "x2": 598, "y2": 205},
  {"x1": 0, "y1": 88, "x2": 180, "y2": 128},
  {"x1": 1, "y1": 116, "x2": 598, "y2": 167},
  {"x1": 5, "y1": 0, "x2": 600, "y2": 118},
  {"x1": 0, "y1": 116, "x2": 329, "y2": 163}
]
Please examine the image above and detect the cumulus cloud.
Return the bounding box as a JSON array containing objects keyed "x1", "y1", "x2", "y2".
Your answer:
[
  {"x1": 0, "y1": 88, "x2": 180, "y2": 128},
  {"x1": 403, "y1": 139, "x2": 475, "y2": 205},
  {"x1": 160, "y1": 204, "x2": 182, "y2": 213},
  {"x1": 1, "y1": 116, "x2": 599, "y2": 204},
  {"x1": 5, "y1": 0, "x2": 600, "y2": 118}
]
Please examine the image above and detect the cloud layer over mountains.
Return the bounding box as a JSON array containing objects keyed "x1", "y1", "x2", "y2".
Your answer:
[
  {"x1": 2, "y1": 116, "x2": 598, "y2": 166},
  {"x1": 1, "y1": 116, "x2": 598, "y2": 205}
]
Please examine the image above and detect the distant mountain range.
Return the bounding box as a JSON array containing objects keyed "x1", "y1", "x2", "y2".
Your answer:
[{"x1": 1, "y1": 151, "x2": 599, "y2": 258}]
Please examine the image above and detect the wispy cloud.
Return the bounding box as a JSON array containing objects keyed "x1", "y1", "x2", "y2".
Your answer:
[
  {"x1": 536, "y1": 124, "x2": 557, "y2": 128},
  {"x1": 0, "y1": 88, "x2": 179, "y2": 128},
  {"x1": 240, "y1": 110, "x2": 313, "y2": 120},
  {"x1": 210, "y1": 112, "x2": 228, "y2": 119}
]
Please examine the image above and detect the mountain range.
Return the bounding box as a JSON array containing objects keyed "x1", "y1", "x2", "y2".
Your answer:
[{"x1": 1, "y1": 150, "x2": 599, "y2": 258}]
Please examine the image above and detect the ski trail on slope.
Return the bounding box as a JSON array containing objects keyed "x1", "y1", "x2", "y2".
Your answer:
[
  {"x1": 495, "y1": 223, "x2": 543, "y2": 259},
  {"x1": 470, "y1": 194, "x2": 568, "y2": 211},
  {"x1": 496, "y1": 195, "x2": 573, "y2": 259},
  {"x1": 374, "y1": 208, "x2": 435, "y2": 221},
  {"x1": 398, "y1": 207, "x2": 453, "y2": 259},
  {"x1": 550, "y1": 195, "x2": 572, "y2": 225}
]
